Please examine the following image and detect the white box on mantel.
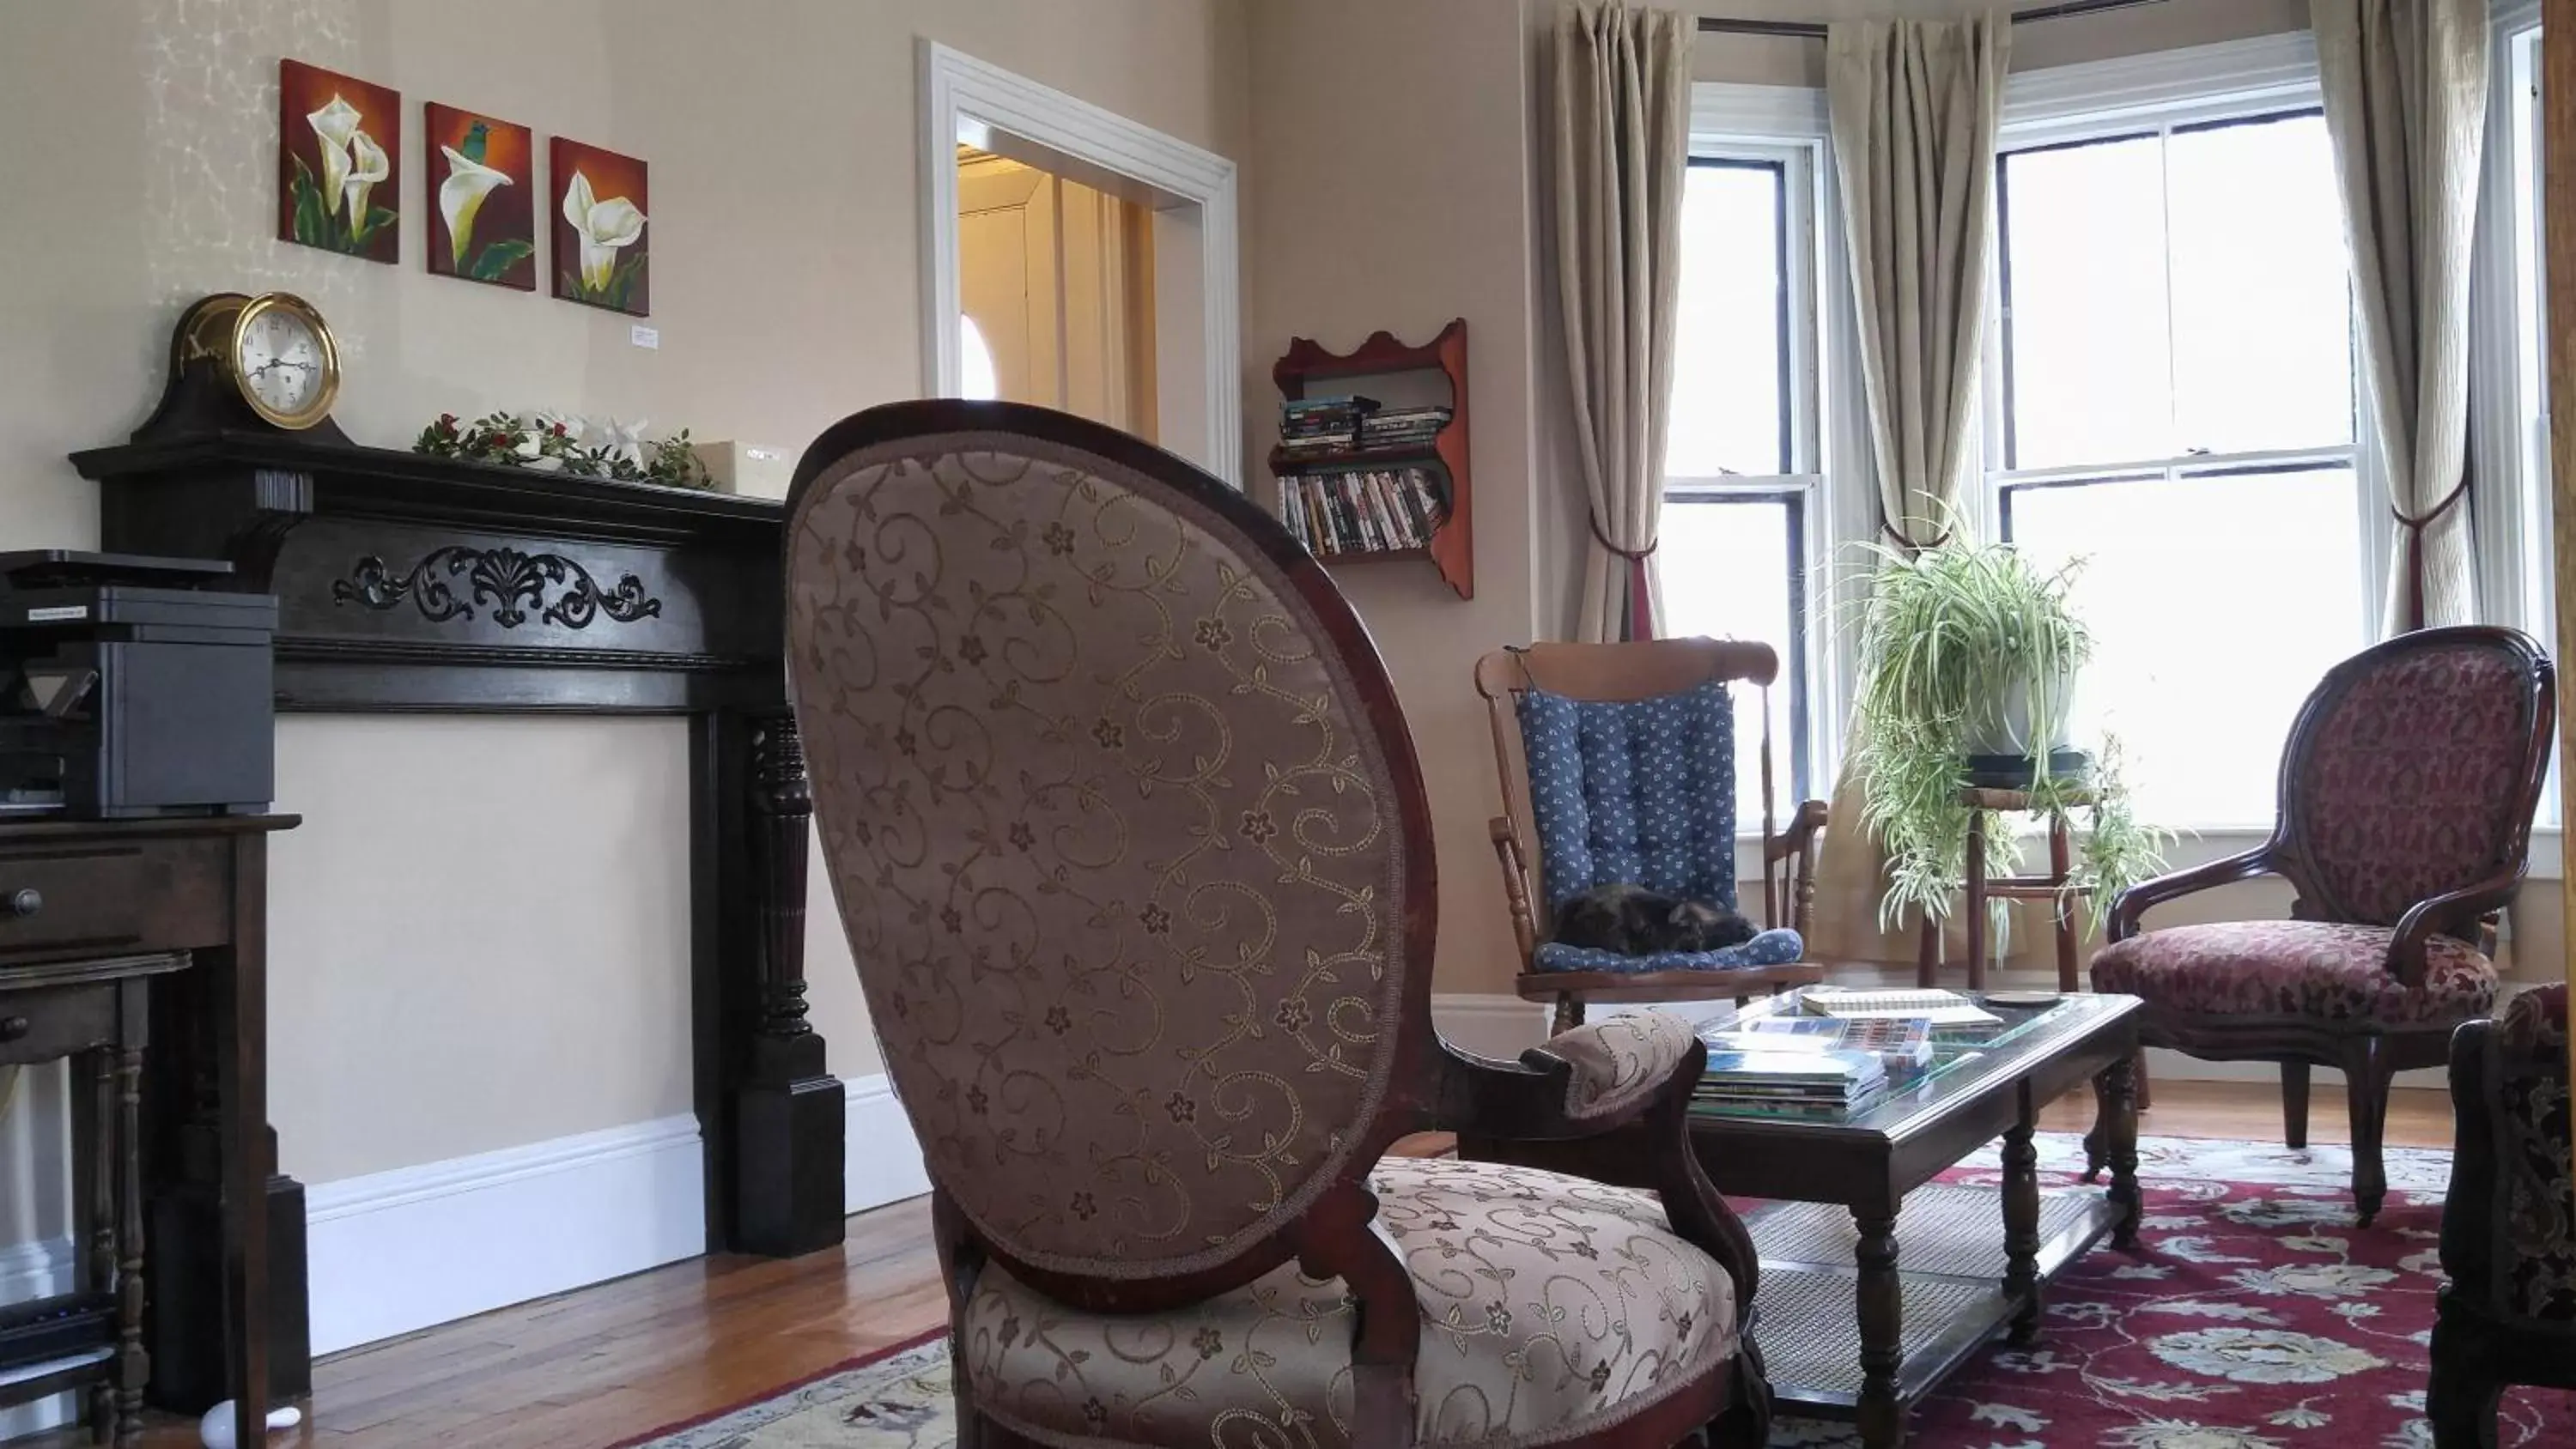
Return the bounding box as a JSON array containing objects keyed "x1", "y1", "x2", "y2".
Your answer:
[{"x1": 691, "y1": 440, "x2": 793, "y2": 499}]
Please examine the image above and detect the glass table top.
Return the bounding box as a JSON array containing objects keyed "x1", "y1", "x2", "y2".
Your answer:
[{"x1": 1672, "y1": 985, "x2": 2135, "y2": 1133}]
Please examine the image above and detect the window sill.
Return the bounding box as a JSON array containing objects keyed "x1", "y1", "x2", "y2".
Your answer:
[{"x1": 1733, "y1": 825, "x2": 2564, "y2": 882}]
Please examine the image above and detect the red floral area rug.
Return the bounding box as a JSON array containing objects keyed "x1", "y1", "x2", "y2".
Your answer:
[
  {"x1": 1791, "y1": 1135, "x2": 2576, "y2": 1449},
  {"x1": 622, "y1": 1137, "x2": 2573, "y2": 1448}
]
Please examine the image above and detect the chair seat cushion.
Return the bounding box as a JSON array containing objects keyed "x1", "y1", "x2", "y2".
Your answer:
[
  {"x1": 960, "y1": 1156, "x2": 1738, "y2": 1448},
  {"x1": 1534, "y1": 927, "x2": 1805, "y2": 975},
  {"x1": 2091, "y1": 920, "x2": 2497, "y2": 1025}
]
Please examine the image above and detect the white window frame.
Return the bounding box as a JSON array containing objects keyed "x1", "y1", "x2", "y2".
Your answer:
[
  {"x1": 2470, "y1": 2, "x2": 2557, "y2": 852},
  {"x1": 1977, "y1": 32, "x2": 2391, "y2": 835},
  {"x1": 1676, "y1": 85, "x2": 1858, "y2": 834}
]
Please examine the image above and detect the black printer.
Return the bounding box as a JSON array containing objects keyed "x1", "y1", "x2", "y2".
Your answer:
[{"x1": 0, "y1": 551, "x2": 276, "y2": 817}]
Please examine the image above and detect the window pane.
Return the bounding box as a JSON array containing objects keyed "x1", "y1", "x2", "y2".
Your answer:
[
  {"x1": 1669, "y1": 163, "x2": 1786, "y2": 476},
  {"x1": 2006, "y1": 468, "x2": 2364, "y2": 826},
  {"x1": 1660, "y1": 497, "x2": 1801, "y2": 828},
  {"x1": 2001, "y1": 134, "x2": 2172, "y2": 468},
  {"x1": 2166, "y1": 114, "x2": 2352, "y2": 453}
]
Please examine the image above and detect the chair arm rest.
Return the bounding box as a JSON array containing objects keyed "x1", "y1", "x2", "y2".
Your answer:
[
  {"x1": 1434, "y1": 1012, "x2": 1704, "y2": 1139},
  {"x1": 2109, "y1": 845, "x2": 2277, "y2": 942},
  {"x1": 1764, "y1": 799, "x2": 1828, "y2": 861},
  {"x1": 1443, "y1": 1018, "x2": 1761, "y2": 1311},
  {"x1": 2388, "y1": 866, "x2": 2525, "y2": 985}
]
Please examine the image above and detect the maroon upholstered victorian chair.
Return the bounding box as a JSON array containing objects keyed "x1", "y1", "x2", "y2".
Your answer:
[
  {"x1": 785, "y1": 400, "x2": 1771, "y2": 1449},
  {"x1": 2090, "y1": 626, "x2": 2555, "y2": 1227}
]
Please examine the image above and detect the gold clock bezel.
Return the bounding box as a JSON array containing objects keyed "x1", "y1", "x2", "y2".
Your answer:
[{"x1": 228, "y1": 291, "x2": 341, "y2": 431}]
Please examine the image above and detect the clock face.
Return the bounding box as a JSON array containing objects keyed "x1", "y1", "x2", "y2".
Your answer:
[{"x1": 235, "y1": 303, "x2": 326, "y2": 421}]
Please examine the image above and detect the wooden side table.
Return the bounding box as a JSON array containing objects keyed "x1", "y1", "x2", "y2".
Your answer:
[
  {"x1": 1917, "y1": 787, "x2": 2089, "y2": 992},
  {"x1": 0, "y1": 950, "x2": 189, "y2": 1446}
]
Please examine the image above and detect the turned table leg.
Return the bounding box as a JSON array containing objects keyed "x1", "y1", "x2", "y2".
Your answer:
[
  {"x1": 1853, "y1": 1210, "x2": 1906, "y2": 1449},
  {"x1": 2002, "y1": 1098, "x2": 2043, "y2": 1345}
]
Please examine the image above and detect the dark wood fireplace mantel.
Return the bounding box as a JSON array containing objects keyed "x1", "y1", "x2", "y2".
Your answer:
[{"x1": 70, "y1": 432, "x2": 844, "y2": 1284}]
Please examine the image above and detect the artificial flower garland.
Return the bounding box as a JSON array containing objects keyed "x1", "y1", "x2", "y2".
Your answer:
[{"x1": 413, "y1": 411, "x2": 714, "y2": 490}]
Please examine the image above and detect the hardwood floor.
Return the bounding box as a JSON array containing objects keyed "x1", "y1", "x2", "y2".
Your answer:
[{"x1": 27, "y1": 1082, "x2": 2454, "y2": 1449}]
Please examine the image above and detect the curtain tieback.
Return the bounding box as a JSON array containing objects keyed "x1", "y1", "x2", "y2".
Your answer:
[
  {"x1": 2390, "y1": 475, "x2": 2470, "y2": 633},
  {"x1": 1879, "y1": 519, "x2": 1953, "y2": 554},
  {"x1": 1588, "y1": 512, "x2": 1656, "y2": 561},
  {"x1": 2390, "y1": 476, "x2": 2470, "y2": 532}
]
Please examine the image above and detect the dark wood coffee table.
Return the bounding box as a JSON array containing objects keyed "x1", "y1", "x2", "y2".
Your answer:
[{"x1": 1680, "y1": 990, "x2": 2142, "y2": 1449}]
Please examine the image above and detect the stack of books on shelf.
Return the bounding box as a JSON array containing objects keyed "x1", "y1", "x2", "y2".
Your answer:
[
  {"x1": 1278, "y1": 395, "x2": 1379, "y2": 459},
  {"x1": 1357, "y1": 403, "x2": 1453, "y2": 450},
  {"x1": 1276, "y1": 397, "x2": 1455, "y2": 461},
  {"x1": 1691, "y1": 1017, "x2": 1890, "y2": 1120},
  {"x1": 1282, "y1": 467, "x2": 1447, "y2": 557}
]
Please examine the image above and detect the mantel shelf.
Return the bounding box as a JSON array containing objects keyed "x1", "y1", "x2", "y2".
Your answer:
[{"x1": 74, "y1": 428, "x2": 787, "y2": 715}]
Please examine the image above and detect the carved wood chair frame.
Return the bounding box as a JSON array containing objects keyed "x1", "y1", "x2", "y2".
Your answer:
[
  {"x1": 787, "y1": 402, "x2": 1772, "y2": 1449},
  {"x1": 2104, "y1": 625, "x2": 2556, "y2": 1226}
]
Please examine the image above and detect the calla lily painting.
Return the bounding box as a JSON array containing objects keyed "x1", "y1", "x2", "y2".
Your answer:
[
  {"x1": 549, "y1": 137, "x2": 650, "y2": 315},
  {"x1": 277, "y1": 60, "x2": 399, "y2": 264},
  {"x1": 425, "y1": 103, "x2": 535, "y2": 289}
]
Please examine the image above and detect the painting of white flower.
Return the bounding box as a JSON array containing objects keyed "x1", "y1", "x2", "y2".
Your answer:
[
  {"x1": 426, "y1": 102, "x2": 535, "y2": 288},
  {"x1": 551, "y1": 137, "x2": 651, "y2": 314},
  {"x1": 2149, "y1": 1327, "x2": 2385, "y2": 1384},
  {"x1": 277, "y1": 59, "x2": 399, "y2": 263}
]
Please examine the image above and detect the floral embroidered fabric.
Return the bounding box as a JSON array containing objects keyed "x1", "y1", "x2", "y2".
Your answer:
[
  {"x1": 1544, "y1": 1011, "x2": 1694, "y2": 1121},
  {"x1": 788, "y1": 437, "x2": 1416, "y2": 1283},
  {"x1": 2489, "y1": 985, "x2": 2573, "y2": 1324},
  {"x1": 957, "y1": 1156, "x2": 1735, "y2": 1448},
  {"x1": 2090, "y1": 919, "x2": 2496, "y2": 1026},
  {"x1": 2289, "y1": 641, "x2": 2535, "y2": 925}
]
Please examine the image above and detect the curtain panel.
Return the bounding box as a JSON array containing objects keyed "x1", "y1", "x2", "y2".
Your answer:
[
  {"x1": 2312, "y1": 0, "x2": 2489, "y2": 634},
  {"x1": 1806, "y1": 13, "x2": 2011, "y2": 967},
  {"x1": 1552, "y1": 1, "x2": 1692, "y2": 642}
]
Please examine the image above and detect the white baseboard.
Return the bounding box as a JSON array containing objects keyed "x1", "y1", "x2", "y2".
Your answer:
[
  {"x1": 304, "y1": 1113, "x2": 707, "y2": 1356},
  {"x1": 845, "y1": 1072, "x2": 931, "y2": 1214},
  {"x1": 295, "y1": 1071, "x2": 928, "y2": 1358},
  {"x1": 0, "y1": 1234, "x2": 78, "y2": 1439}
]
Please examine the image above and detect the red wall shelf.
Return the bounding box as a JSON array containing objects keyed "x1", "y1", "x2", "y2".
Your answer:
[{"x1": 1270, "y1": 318, "x2": 1473, "y2": 600}]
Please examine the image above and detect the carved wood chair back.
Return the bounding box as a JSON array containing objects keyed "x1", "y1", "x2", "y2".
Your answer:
[
  {"x1": 2265, "y1": 625, "x2": 2555, "y2": 937},
  {"x1": 1473, "y1": 639, "x2": 1791, "y2": 931},
  {"x1": 782, "y1": 400, "x2": 1440, "y2": 1313}
]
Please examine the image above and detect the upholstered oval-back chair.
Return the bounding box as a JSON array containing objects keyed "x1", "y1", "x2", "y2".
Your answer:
[
  {"x1": 786, "y1": 401, "x2": 1770, "y2": 1449},
  {"x1": 2091, "y1": 626, "x2": 2555, "y2": 1227}
]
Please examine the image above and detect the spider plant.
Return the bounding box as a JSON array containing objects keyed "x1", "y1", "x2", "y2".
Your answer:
[{"x1": 1846, "y1": 530, "x2": 2168, "y2": 939}]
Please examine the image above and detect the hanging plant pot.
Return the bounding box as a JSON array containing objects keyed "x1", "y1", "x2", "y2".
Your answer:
[{"x1": 1960, "y1": 664, "x2": 2091, "y2": 787}]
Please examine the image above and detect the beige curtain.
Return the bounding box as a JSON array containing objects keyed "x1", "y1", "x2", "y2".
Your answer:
[
  {"x1": 1807, "y1": 14, "x2": 2011, "y2": 967},
  {"x1": 2312, "y1": 0, "x2": 2488, "y2": 633},
  {"x1": 1553, "y1": 2, "x2": 1692, "y2": 643}
]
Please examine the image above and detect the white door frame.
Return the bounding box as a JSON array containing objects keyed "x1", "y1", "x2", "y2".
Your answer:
[{"x1": 919, "y1": 41, "x2": 1242, "y2": 486}]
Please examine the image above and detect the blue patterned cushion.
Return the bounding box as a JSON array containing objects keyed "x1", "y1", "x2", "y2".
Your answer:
[
  {"x1": 1535, "y1": 929, "x2": 1807, "y2": 975},
  {"x1": 1516, "y1": 680, "x2": 1741, "y2": 915}
]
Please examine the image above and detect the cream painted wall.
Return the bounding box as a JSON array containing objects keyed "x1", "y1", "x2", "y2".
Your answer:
[
  {"x1": 0, "y1": 0, "x2": 1248, "y2": 1247},
  {"x1": 1246, "y1": 0, "x2": 1548, "y2": 1009}
]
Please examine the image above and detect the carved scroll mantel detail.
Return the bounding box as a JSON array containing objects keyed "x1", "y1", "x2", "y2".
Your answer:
[{"x1": 331, "y1": 545, "x2": 665, "y2": 629}]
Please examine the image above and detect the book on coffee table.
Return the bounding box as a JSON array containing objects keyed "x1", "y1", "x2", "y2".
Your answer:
[{"x1": 1801, "y1": 987, "x2": 2003, "y2": 1028}]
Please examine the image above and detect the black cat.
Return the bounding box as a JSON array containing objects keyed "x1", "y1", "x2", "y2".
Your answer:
[{"x1": 1551, "y1": 882, "x2": 1757, "y2": 956}]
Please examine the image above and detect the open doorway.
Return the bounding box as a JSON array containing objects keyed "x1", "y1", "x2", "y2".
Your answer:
[
  {"x1": 920, "y1": 43, "x2": 1240, "y2": 483},
  {"x1": 954, "y1": 147, "x2": 1157, "y2": 440}
]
